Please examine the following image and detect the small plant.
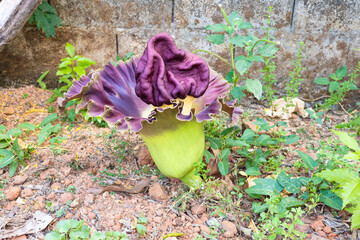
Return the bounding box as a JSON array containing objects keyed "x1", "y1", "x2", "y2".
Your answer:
[
  {"x1": 314, "y1": 64, "x2": 359, "y2": 110},
  {"x1": 317, "y1": 130, "x2": 360, "y2": 229},
  {"x1": 285, "y1": 41, "x2": 306, "y2": 108},
  {"x1": 197, "y1": 5, "x2": 278, "y2": 102},
  {"x1": 66, "y1": 185, "x2": 76, "y2": 193},
  {"x1": 44, "y1": 219, "x2": 129, "y2": 240},
  {"x1": 135, "y1": 215, "x2": 148, "y2": 236},
  {"x1": 28, "y1": 1, "x2": 63, "y2": 38}
]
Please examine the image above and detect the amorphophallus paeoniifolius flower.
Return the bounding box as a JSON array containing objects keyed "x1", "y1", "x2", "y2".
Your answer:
[{"x1": 58, "y1": 33, "x2": 241, "y2": 189}]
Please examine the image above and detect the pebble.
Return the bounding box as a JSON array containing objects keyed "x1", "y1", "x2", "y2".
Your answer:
[
  {"x1": 13, "y1": 175, "x2": 27, "y2": 185},
  {"x1": 137, "y1": 147, "x2": 153, "y2": 166},
  {"x1": 84, "y1": 194, "x2": 95, "y2": 206},
  {"x1": 46, "y1": 192, "x2": 56, "y2": 200},
  {"x1": 310, "y1": 220, "x2": 324, "y2": 232},
  {"x1": 20, "y1": 188, "x2": 33, "y2": 198},
  {"x1": 62, "y1": 166, "x2": 72, "y2": 177},
  {"x1": 191, "y1": 204, "x2": 207, "y2": 215},
  {"x1": 11, "y1": 235, "x2": 26, "y2": 240},
  {"x1": 222, "y1": 220, "x2": 237, "y2": 237},
  {"x1": 5, "y1": 186, "x2": 21, "y2": 200},
  {"x1": 4, "y1": 107, "x2": 15, "y2": 115},
  {"x1": 323, "y1": 226, "x2": 332, "y2": 234},
  {"x1": 199, "y1": 224, "x2": 211, "y2": 235},
  {"x1": 149, "y1": 182, "x2": 168, "y2": 201},
  {"x1": 60, "y1": 192, "x2": 75, "y2": 204},
  {"x1": 64, "y1": 179, "x2": 72, "y2": 186}
]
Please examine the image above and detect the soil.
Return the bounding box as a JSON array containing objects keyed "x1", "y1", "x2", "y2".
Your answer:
[{"x1": 0, "y1": 86, "x2": 357, "y2": 240}]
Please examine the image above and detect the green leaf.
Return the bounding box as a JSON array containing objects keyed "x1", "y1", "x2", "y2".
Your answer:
[
  {"x1": 203, "y1": 149, "x2": 214, "y2": 163},
  {"x1": 329, "y1": 81, "x2": 340, "y2": 93},
  {"x1": 317, "y1": 169, "x2": 357, "y2": 186},
  {"x1": 56, "y1": 66, "x2": 72, "y2": 76},
  {"x1": 207, "y1": 137, "x2": 221, "y2": 149},
  {"x1": 12, "y1": 137, "x2": 21, "y2": 154},
  {"x1": 38, "y1": 2, "x2": 57, "y2": 14},
  {"x1": 37, "y1": 70, "x2": 50, "y2": 90},
  {"x1": 124, "y1": 51, "x2": 134, "y2": 61},
  {"x1": 39, "y1": 113, "x2": 58, "y2": 127},
  {"x1": 314, "y1": 77, "x2": 330, "y2": 85},
  {"x1": 228, "y1": 11, "x2": 241, "y2": 26},
  {"x1": 281, "y1": 135, "x2": 300, "y2": 145},
  {"x1": 257, "y1": 44, "x2": 278, "y2": 57},
  {"x1": 280, "y1": 197, "x2": 305, "y2": 208},
  {"x1": 241, "y1": 129, "x2": 257, "y2": 141},
  {"x1": 138, "y1": 216, "x2": 148, "y2": 224},
  {"x1": 225, "y1": 70, "x2": 234, "y2": 83},
  {"x1": 18, "y1": 123, "x2": 36, "y2": 131},
  {"x1": 276, "y1": 172, "x2": 302, "y2": 194},
  {"x1": 297, "y1": 150, "x2": 318, "y2": 169},
  {"x1": 0, "y1": 133, "x2": 10, "y2": 140},
  {"x1": 162, "y1": 232, "x2": 186, "y2": 239},
  {"x1": 58, "y1": 60, "x2": 72, "y2": 68},
  {"x1": 0, "y1": 149, "x2": 14, "y2": 168},
  {"x1": 248, "y1": 55, "x2": 264, "y2": 63},
  {"x1": 206, "y1": 34, "x2": 224, "y2": 45},
  {"x1": 341, "y1": 181, "x2": 360, "y2": 207},
  {"x1": 319, "y1": 189, "x2": 343, "y2": 210},
  {"x1": 91, "y1": 232, "x2": 106, "y2": 240},
  {"x1": 230, "y1": 86, "x2": 246, "y2": 102},
  {"x1": 332, "y1": 130, "x2": 360, "y2": 151},
  {"x1": 38, "y1": 123, "x2": 53, "y2": 145},
  {"x1": 77, "y1": 57, "x2": 96, "y2": 68},
  {"x1": 0, "y1": 125, "x2": 6, "y2": 133},
  {"x1": 56, "y1": 219, "x2": 80, "y2": 233},
  {"x1": 220, "y1": 148, "x2": 230, "y2": 161},
  {"x1": 228, "y1": 35, "x2": 248, "y2": 47},
  {"x1": 349, "y1": 83, "x2": 358, "y2": 90},
  {"x1": 245, "y1": 178, "x2": 284, "y2": 196},
  {"x1": 336, "y1": 65, "x2": 347, "y2": 79},
  {"x1": 351, "y1": 205, "x2": 360, "y2": 230},
  {"x1": 205, "y1": 24, "x2": 227, "y2": 32},
  {"x1": 218, "y1": 160, "x2": 229, "y2": 176},
  {"x1": 256, "y1": 134, "x2": 271, "y2": 146},
  {"x1": 0, "y1": 140, "x2": 10, "y2": 149},
  {"x1": 8, "y1": 160, "x2": 18, "y2": 177},
  {"x1": 73, "y1": 66, "x2": 86, "y2": 78},
  {"x1": 65, "y1": 42, "x2": 75, "y2": 58},
  {"x1": 329, "y1": 73, "x2": 337, "y2": 80},
  {"x1": 69, "y1": 230, "x2": 90, "y2": 239},
  {"x1": 135, "y1": 224, "x2": 146, "y2": 236},
  {"x1": 44, "y1": 231, "x2": 63, "y2": 240},
  {"x1": 238, "y1": 21, "x2": 252, "y2": 29},
  {"x1": 245, "y1": 166, "x2": 261, "y2": 176},
  {"x1": 252, "y1": 201, "x2": 268, "y2": 213},
  {"x1": 7, "y1": 128, "x2": 22, "y2": 138},
  {"x1": 246, "y1": 79, "x2": 262, "y2": 100},
  {"x1": 225, "y1": 138, "x2": 250, "y2": 147},
  {"x1": 235, "y1": 59, "x2": 252, "y2": 75}
]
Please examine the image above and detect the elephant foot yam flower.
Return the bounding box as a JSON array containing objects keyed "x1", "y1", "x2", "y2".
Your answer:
[{"x1": 58, "y1": 32, "x2": 242, "y2": 190}]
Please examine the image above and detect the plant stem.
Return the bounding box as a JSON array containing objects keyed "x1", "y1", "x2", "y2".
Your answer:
[
  {"x1": 193, "y1": 50, "x2": 232, "y2": 67},
  {"x1": 249, "y1": 39, "x2": 277, "y2": 54},
  {"x1": 180, "y1": 168, "x2": 204, "y2": 190}
]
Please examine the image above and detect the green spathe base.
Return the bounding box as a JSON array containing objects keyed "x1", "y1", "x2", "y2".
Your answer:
[{"x1": 139, "y1": 108, "x2": 204, "y2": 189}]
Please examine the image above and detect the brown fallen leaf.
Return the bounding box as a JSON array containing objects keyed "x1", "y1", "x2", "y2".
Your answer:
[{"x1": 87, "y1": 178, "x2": 150, "y2": 195}]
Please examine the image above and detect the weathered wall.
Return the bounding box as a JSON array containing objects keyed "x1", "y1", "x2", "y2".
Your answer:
[{"x1": 0, "y1": 0, "x2": 359, "y2": 106}]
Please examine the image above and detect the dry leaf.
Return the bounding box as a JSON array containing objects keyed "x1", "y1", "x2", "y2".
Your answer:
[
  {"x1": 87, "y1": 178, "x2": 150, "y2": 195},
  {"x1": 248, "y1": 219, "x2": 259, "y2": 234},
  {"x1": 264, "y1": 97, "x2": 309, "y2": 119}
]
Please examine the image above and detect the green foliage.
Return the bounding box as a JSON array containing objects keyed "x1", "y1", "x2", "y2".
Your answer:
[
  {"x1": 197, "y1": 6, "x2": 278, "y2": 102},
  {"x1": 135, "y1": 215, "x2": 148, "y2": 236},
  {"x1": 111, "y1": 52, "x2": 134, "y2": 66},
  {"x1": 335, "y1": 114, "x2": 360, "y2": 136},
  {"x1": 44, "y1": 219, "x2": 129, "y2": 240},
  {"x1": 38, "y1": 42, "x2": 96, "y2": 104},
  {"x1": 285, "y1": 41, "x2": 306, "y2": 108},
  {"x1": 28, "y1": 1, "x2": 63, "y2": 38},
  {"x1": 314, "y1": 63, "x2": 359, "y2": 110},
  {"x1": 0, "y1": 114, "x2": 63, "y2": 177}
]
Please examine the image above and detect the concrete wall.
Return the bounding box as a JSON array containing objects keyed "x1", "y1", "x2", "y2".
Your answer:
[{"x1": 1, "y1": 0, "x2": 359, "y2": 106}]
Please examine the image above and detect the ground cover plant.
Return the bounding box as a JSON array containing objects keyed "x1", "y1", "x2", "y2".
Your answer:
[{"x1": 0, "y1": 5, "x2": 360, "y2": 240}]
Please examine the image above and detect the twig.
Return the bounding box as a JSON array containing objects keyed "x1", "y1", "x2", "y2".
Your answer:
[
  {"x1": 299, "y1": 95, "x2": 331, "y2": 102},
  {"x1": 338, "y1": 101, "x2": 351, "y2": 116},
  {"x1": 193, "y1": 50, "x2": 232, "y2": 67}
]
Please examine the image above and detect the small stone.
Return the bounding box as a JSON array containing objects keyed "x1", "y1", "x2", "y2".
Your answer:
[
  {"x1": 191, "y1": 204, "x2": 207, "y2": 215},
  {"x1": 149, "y1": 182, "x2": 168, "y2": 201},
  {"x1": 317, "y1": 230, "x2": 327, "y2": 238},
  {"x1": 42, "y1": 158, "x2": 52, "y2": 166},
  {"x1": 222, "y1": 220, "x2": 237, "y2": 236},
  {"x1": 310, "y1": 220, "x2": 324, "y2": 231},
  {"x1": 199, "y1": 224, "x2": 211, "y2": 235},
  {"x1": 206, "y1": 218, "x2": 220, "y2": 228},
  {"x1": 20, "y1": 188, "x2": 33, "y2": 198},
  {"x1": 46, "y1": 192, "x2": 56, "y2": 200},
  {"x1": 60, "y1": 192, "x2": 74, "y2": 204},
  {"x1": 62, "y1": 166, "x2": 72, "y2": 177},
  {"x1": 295, "y1": 223, "x2": 310, "y2": 233},
  {"x1": 13, "y1": 175, "x2": 27, "y2": 185},
  {"x1": 4, "y1": 107, "x2": 15, "y2": 115},
  {"x1": 64, "y1": 179, "x2": 72, "y2": 186},
  {"x1": 84, "y1": 194, "x2": 95, "y2": 206},
  {"x1": 193, "y1": 226, "x2": 200, "y2": 233},
  {"x1": 70, "y1": 199, "x2": 80, "y2": 208},
  {"x1": 323, "y1": 226, "x2": 331, "y2": 234},
  {"x1": 5, "y1": 186, "x2": 21, "y2": 200},
  {"x1": 137, "y1": 147, "x2": 154, "y2": 166}
]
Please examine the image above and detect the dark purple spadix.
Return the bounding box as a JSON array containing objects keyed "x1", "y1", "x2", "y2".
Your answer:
[{"x1": 135, "y1": 33, "x2": 210, "y2": 106}]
